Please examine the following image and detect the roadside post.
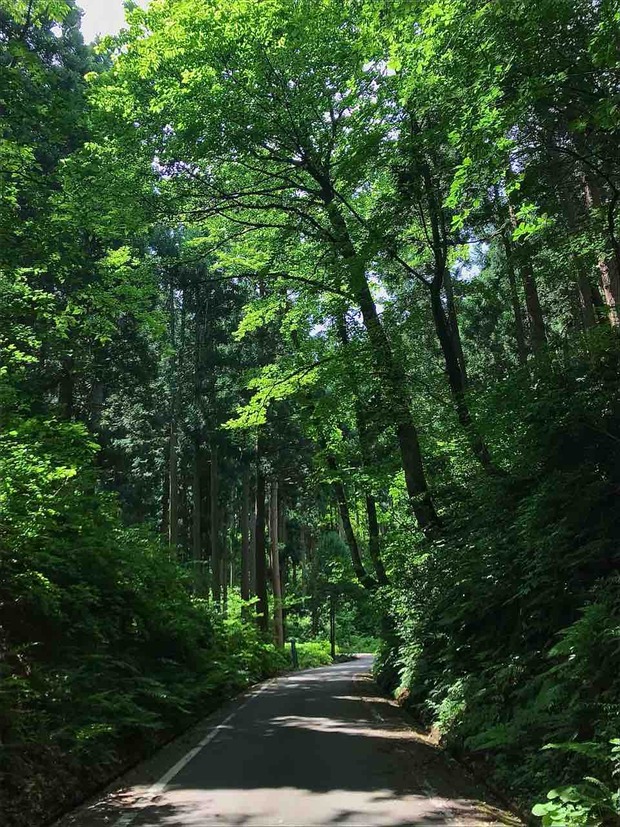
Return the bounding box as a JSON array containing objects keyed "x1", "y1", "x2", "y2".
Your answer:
[{"x1": 289, "y1": 638, "x2": 299, "y2": 669}]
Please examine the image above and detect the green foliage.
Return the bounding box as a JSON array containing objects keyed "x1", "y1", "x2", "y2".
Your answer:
[
  {"x1": 3, "y1": 1, "x2": 620, "y2": 825},
  {"x1": 376, "y1": 335, "x2": 620, "y2": 809},
  {"x1": 295, "y1": 641, "x2": 335, "y2": 670},
  {"x1": 532, "y1": 740, "x2": 620, "y2": 826},
  {"x1": 0, "y1": 418, "x2": 316, "y2": 826}
]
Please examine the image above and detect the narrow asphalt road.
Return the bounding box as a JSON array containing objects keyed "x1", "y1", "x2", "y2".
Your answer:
[{"x1": 58, "y1": 656, "x2": 518, "y2": 827}]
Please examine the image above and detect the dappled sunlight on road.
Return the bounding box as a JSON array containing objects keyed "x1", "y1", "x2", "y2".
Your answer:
[{"x1": 56, "y1": 658, "x2": 519, "y2": 827}]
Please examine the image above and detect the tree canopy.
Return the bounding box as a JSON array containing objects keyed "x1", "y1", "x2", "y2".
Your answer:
[{"x1": 1, "y1": 1, "x2": 620, "y2": 825}]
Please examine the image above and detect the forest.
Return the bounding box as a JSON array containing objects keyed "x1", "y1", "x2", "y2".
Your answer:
[{"x1": 0, "y1": 0, "x2": 619, "y2": 825}]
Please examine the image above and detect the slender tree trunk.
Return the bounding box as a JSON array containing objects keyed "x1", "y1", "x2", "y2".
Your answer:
[
  {"x1": 327, "y1": 457, "x2": 377, "y2": 590},
  {"x1": 521, "y1": 260, "x2": 547, "y2": 351},
  {"x1": 311, "y1": 601, "x2": 320, "y2": 638},
  {"x1": 324, "y1": 200, "x2": 439, "y2": 533},
  {"x1": 167, "y1": 271, "x2": 179, "y2": 551},
  {"x1": 249, "y1": 473, "x2": 257, "y2": 595},
  {"x1": 255, "y1": 468, "x2": 268, "y2": 632},
  {"x1": 221, "y1": 504, "x2": 228, "y2": 615},
  {"x1": 89, "y1": 380, "x2": 105, "y2": 432},
  {"x1": 279, "y1": 500, "x2": 287, "y2": 641},
  {"x1": 597, "y1": 260, "x2": 620, "y2": 325},
  {"x1": 192, "y1": 284, "x2": 204, "y2": 586},
  {"x1": 329, "y1": 593, "x2": 336, "y2": 660},
  {"x1": 417, "y1": 170, "x2": 499, "y2": 473},
  {"x1": 563, "y1": 194, "x2": 598, "y2": 330},
  {"x1": 366, "y1": 496, "x2": 389, "y2": 586},
  {"x1": 161, "y1": 464, "x2": 170, "y2": 541},
  {"x1": 300, "y1": 527, "x2": 308, "y2": 597},
  {"x1": 58, "y1": 356, "x2": 74, "y2": 419},
  {"x1": 508, "y1": 206, "x2": 547, "y2": 350},
  {"x1": 168, "y1": 421, "x2": 179, "y2": 549},
  {"x1": 241, "y1": 466, "x2": 251, "y2": 603},
  {"x1": 336, "y1": 317, "x2": 390, "y2": 582},
  {"x1": 501, "y1": 233, "x2": 529, "y2": 364},
  {"x1": 421, "y1": 154, "x2": 498, "y2": 471},
  {"x1": 192, "y1": 439, "x2": 202, "y2": 590},
  {"x1": 443, "y1": 267, "x2": 468, "y2": 381},
  {"x1": 210, "y1": 444, "x2": 221, "y2": 604},
  {"x1": 596, "y1": 258, "x2": 620, "y2": 325},
  {"x1": 355, "y1": 278, "x2": 438, "y2": 528},
  {"x1": 575, "y1": 261, "x2": 598, "y2": 330},
  {"x1": 309, "y1": 533, "x2": 319, "y2": 636},
  {"x1": 582, "y1": 174, "x2": 620, "y2": 325},
  {"x1": 429, "y1": 285, "x2": 499, "y2": 474},
  {"x1": 429, "y1": 285, "x2": 468, "y2": 403},
  {"x1": 270, "y1": 480, "x2": 284, "y2": 648}
]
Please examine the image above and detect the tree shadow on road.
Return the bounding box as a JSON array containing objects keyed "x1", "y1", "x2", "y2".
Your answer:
[{"x1": 66, "y1": 663, "x2": 520, "y2": 827}]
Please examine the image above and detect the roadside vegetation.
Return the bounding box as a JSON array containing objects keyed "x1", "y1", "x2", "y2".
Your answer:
[{"x1": 1, "y1": 1, "x2": 619, "y2": 825}]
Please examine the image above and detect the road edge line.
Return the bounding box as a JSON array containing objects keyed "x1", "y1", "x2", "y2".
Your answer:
[{"x1": 113, "y1": 680, "x2": 273, "y2": 827}]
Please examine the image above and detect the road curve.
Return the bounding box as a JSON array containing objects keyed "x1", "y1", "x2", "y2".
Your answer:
[{"x1": 57, "y1": 656, "x2": 518, "y2": 827}]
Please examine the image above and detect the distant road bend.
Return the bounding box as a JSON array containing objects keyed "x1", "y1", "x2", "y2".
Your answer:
[{"x1": 58, "y1": 656, "x2": 519, "y2": 827}]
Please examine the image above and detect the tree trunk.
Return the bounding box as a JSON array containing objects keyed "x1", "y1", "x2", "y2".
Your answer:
[
  {"x1": 595, "y1": 259, "x2": 620, "y2": 325},
  {"x1": 89, "y1": 380, "x2": 105, "y2": 432},
  {"x1": 575, "y1": 261, "x2": 598, "y2": 330},
  {"x1": 563, "y1": 193, "x2": 598, "y2": 330},
  {"x1": 161, "y1": 464, "x2": 170, "y2": 541},
  {"x1": 168, "y1": 421, "x2": 179, "y2": 549},
  {"x1": 327, "y1": 457, "x2": 377, "y2": 590},
  {"x1": 508, "y1": 206, "x2": 547, "y2": 351},
  {"x1": 255, "y1": 469, "x2": 268, "y2": 633},
  {"x1": 421, "y1": 154, "x2": 500, "y2": 467},
  {"x1": 210, "y1": 444, "x2": 221, "y2": 604},
  {"x1": 582, "y1": 174, "x2": 620, "y2": 325},
  {"x1": 301, "y1": 527, "x2": 310, "y2": 598},
  {"x1": 324, "y1": 201, "x2": 439, "y2": 533},
  {"x1": 58, "y1": 356, "x2": 74, "y2": 419},
  {"x1": 416, "y1": 168, "x2": 499, "y2": 474},
  {"x1": 167, "y1": 270, "x2": 179, "y2": 551},
  {"x1": 329, "y1": 593, "x2": 336, "y2": 661},
  {"x1": 356, "y1": 279, "x2": 438, "y2": 529},
  {"x1": 270, "y1": 480, "x2": 284, "y2": 648},
  {"x1": 429, "y1": 285, "x2": 499, "y2": 474},
  {"x1": 221, "y1": 503, "x2": 228, "y2": 615},
  {"x1": 336, "y1": 317, "x2": 390, "y2": 583},
  {"x1": 249, "y1": 473, "x2": 257, "y2": 595},
  {"x1": 443, "y1": 267, "x2": 468, "y2": 381},
  {"x1": 192, "y1": 439, "x2": 202, "y2": 590},
  {"x1": 521, "y1": 260, "x2": 547, "y2": 351},
  {"x1": 279, "y1": 500, "x2": 287, "y2": 641},
  {"x1": 241, "y1": 466, "x2": 251, "y2": 603},
  {"x1": 366, "y1": 495, "x2": 389, "y2": 586},
  {"x1": 501, "y1": 232, "x2": 529, "y2": 364}
]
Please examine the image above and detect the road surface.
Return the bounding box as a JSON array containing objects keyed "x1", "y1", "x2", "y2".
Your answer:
[{"x1": 57, "y1": 656, "x2": 518, "y2": 827}]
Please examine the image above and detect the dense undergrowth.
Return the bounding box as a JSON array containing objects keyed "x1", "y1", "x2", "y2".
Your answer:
[
  {"x1": 376, "y1": 334, "x2": 620, "y2": 822},
  {"x1": 0, "y1": 417, "x2": 333, "y2": 827}
]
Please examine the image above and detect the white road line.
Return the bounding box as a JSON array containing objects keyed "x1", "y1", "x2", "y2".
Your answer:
[{"x1": 113, "y1": 680, "x2": 273, "y2": 827}]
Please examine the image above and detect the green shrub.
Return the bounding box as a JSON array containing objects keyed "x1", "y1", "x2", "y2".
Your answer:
[
  {"x1": 0, "y1": 418, "x2": 325, "y2": 827},
  {"x1": 532, "y1": 740, "x2": 620, "y2": 826},
  {"x1": 376, "y1": 343, "x2": 620, "y2": 810},
  {"x1": 295, "y1": 640, "x2": 334, "y2": 669}
]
